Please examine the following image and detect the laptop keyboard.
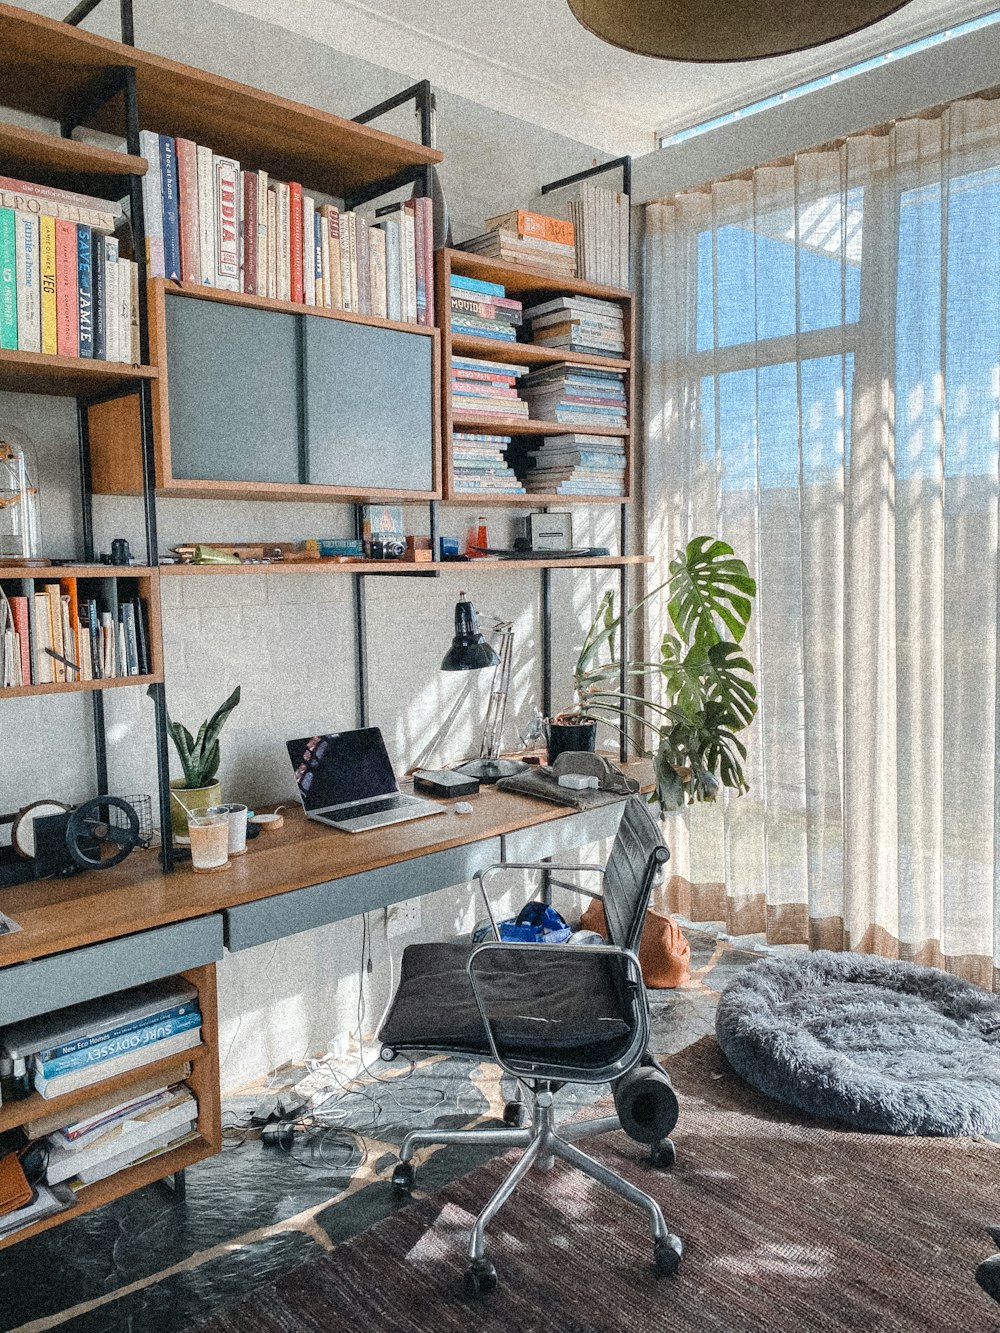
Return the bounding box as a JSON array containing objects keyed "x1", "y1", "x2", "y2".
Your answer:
[{"x1": 337, "y1": 796, "x2": 411, "y2": 820}]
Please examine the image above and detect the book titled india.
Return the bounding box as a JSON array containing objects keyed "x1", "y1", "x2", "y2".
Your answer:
[
  {"x1": 76, "y1": 224, "x2": 93, "y2": 358},
  {"x1": 213, "y1": 155, "x2": 240, "y2": 292},
  {"x1": 159, "y1": 135, "x2": 181, "y2": 281},
  {"x1": 54, "y1": 218, "x2": 79, "y2": 357},
  {"x1": 0, "y1": 208, "x2": 16, "y2": 349},
  {"x1": 91, "y1": 232, "x2": 106, "y2": 360},
  {"x1": 14, "y1": 211, "x2": 40, "y2": 353}
]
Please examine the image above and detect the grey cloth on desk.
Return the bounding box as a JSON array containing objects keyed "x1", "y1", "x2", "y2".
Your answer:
[{"x1": 497, "y1": 766, "x2": 635, "y2": 811}]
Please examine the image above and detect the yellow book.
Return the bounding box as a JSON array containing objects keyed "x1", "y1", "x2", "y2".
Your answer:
[{"x1": 39, "y1": 214, "x2": 57, "y2": 355}]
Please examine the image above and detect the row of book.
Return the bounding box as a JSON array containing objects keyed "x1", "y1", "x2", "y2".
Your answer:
[
  {"x1": 451, "y1": 353, "x2": 529, "y2": 423},
  {"x1": 449, "y1": 272, "x2": 521, "y2": 343},
  {"x1": 570, "y1": 183, "x2": 631, "y2": 289},
  {"x1": 451, "y1": 433, "x2": 525, "y2": 494},
  {"x1": 518, "y1": 365, "x2": 627, "y2": 429},
  {"x1": 522, "y1": 433, "x2": 627, "y2": 496},
  {"x1": 0, "y1": 582, "x2": 150, "y2": 688},
  {"x1": 522, "y1": 294, "x2": 625, "y2": 357},
  {"x1": 458, "y1": 208, "x2": 576, "y2": 277},
  {"x1": 139, "y1": 131, "x2": 435, "y2": 324},
  {"x1": 0, "y1": 176, "x2": 138, "y2": 361}
]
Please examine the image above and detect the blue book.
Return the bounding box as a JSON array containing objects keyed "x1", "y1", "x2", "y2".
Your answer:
[
  {"x1": 450, "y1": 273, "x2": 505, "y2": 298},
  {"x1": 91, "y1": 233, "x2": 106, "y2": 360},
  {"x1": 159, "y1": 134, "x2": 181, "y2": 281},
  {"x1": 314, "y1": 212, "x2": 322, "y2": 292},
  {"x1": 450, "y1": 321, "x2": 515, "y2": 341},
  {"x1": 36, "y1": 1008, "x2": 202, "y2": 1078},
  {"x1": 38, "y1": 997, "x2": 200, "y2": 1063},
  {"x1": 76, "y1": 225, "x2": 94, "y2": 358}
]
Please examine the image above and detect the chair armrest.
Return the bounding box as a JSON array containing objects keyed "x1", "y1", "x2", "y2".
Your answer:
[
  {"x1": 474, "y1": 862, "x2": 607, "y2": 939},
  {"x1": 466, "y1": 941, "x2": 648, "y2": 1083}
]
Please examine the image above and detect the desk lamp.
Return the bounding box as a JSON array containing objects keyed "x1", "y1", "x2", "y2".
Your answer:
[{"x1": 441, "y1": 593, "x2": 529, "y2": 784}]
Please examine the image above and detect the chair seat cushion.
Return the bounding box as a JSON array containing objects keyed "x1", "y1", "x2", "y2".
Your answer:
[{"x1": 378, "y1": 939, "x2": 632, "y2": 1064}]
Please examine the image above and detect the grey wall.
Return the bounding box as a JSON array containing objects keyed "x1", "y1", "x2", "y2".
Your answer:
[{"x1": 0, "y1": 1, "x2": 620, "y2": 1091}]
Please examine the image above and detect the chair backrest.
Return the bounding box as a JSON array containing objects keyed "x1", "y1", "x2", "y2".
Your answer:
[{"x1": 602, "y1": 796, "x2": 670, "y2": 953}]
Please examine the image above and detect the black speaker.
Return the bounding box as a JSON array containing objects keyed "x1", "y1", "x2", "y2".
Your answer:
[{"x1": 613, "y1": 1065, "x2": 680, "y2": 1145}]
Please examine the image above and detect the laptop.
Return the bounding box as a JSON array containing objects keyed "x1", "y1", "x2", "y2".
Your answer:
[{"x1": 286, "y1": 727, "x2": 446, "y2": 833}]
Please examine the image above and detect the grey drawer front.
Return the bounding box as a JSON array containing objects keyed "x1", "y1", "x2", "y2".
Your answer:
[
  {"x1": 0, "y1": 915, "x2": 224, "y2": 1025},
  {"x1": 502, "y1": 802, "x2": 626, "y2": 864},
  {"x1": 225, "y1": 838, "x2": 503, "y2": 952}
]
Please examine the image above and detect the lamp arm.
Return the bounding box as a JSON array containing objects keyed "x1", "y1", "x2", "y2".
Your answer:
[{"x1": 479, "y1": 622, "x2": 514, "y2": 760}]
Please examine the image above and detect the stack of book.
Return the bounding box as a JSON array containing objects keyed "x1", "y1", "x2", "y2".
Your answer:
[
  {"x1": 568, "y1": 183, "x2": 630, "y2": 288},
  {"x1": 0, "y1": 177, "x2": 138, "y2": 362},
  {"x1": 457, "y1": 209, "x2": 576, "y2": 277},
  {"x1": 451, "y1": 354, "x2": 530, "y2": 423},
  {"x1": 517, "y1": 365, "x2": 628, "y2": 429},
  {"x1": 0, "y1": 581, "x2": 150, "y2": 688},
  {"x1": 41, "y1": 1082, "x2": 198, "y2": 1190},
  {"x1": 522, "y1": 433, "x2": 627, "y2": 497},
  {"x1": 521, "y1": 294, "x2": 625, "y2": 357},
  {"x1": 139, "y1": 132, "x2": 435, "y2": 324},
  {"x1": 0, "y1": 977, "x2": 202, "y2": 1103},
  {"x1": 449, "y1": 273, "x2": 522, "y2": 342},
  {"x1": 451, "y1": 433, "x2": 525, "y2": 494}
]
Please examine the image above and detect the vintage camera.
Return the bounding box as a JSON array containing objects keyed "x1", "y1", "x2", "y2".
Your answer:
[{"x1": 370, "y1": 535, "x2": 407, "y2": 560}]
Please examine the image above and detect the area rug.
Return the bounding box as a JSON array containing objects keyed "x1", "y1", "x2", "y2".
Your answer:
[
  {"x1": 716, "y1": 951, "x2": 1000, "y2": 1134},
  {"x1": 193, "y1": 1037, "x2": 1000, "y2": 1333}
]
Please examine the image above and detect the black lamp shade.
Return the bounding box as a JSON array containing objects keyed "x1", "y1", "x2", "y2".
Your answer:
[{"x1": 441, "y1": 595, "x2": 500, "y2": 672}]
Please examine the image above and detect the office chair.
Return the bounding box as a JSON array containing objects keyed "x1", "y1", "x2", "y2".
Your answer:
[{"x1": 378, "y1": 795, "x2": 683, "y2": 1297}]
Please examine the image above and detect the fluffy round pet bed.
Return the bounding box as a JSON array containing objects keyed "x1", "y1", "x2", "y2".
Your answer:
[{"x1": 715, "y1": 950, "x2": 1000, "y2": 1135}]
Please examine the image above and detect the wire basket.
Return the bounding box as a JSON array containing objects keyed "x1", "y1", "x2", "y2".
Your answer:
[{"x1": 122, "y1": 794, "x2": 154, "y2": 848}]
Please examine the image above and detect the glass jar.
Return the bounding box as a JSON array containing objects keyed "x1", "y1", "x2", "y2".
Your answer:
[{"x1": 0, "y1": 426, "x2": 42, "y2": 563}]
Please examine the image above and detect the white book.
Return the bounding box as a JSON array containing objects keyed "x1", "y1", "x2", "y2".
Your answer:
[
  {"x1": 369, "y1": 224, "x2": 387, "y2": 319},
  {"x1": 319, "y1": 207, "x2": 331, "y2": 307},
  {"x1": 104, "y1": 236, "x2": 120, "y2": 363},
  {"x1": 117, "y1": 256, "x2": 131, "y2": 365},
  {"x1": 138, "y1": 130, "x2": 164, "y2": 278},
  {"x1": 378, "y1": 217, "x2": 401, "y2": 323},
  {"x1": 75, "y1": 1121, "x2": 198, "y2": 1186},
  {"x1": 35, "y1": 1027, "x2": 201, "y2": 1101},
  {"x1": 195, "y1": 145, "x2": 215, "y2": 287},
  {"x1": 213, "y1": 154, "x2": 240, "y2": 291},
  {"x1": 117, "y1": 620, "x2": 127, "y2": 679},
  {"x1": 339, "y1": 210, "x2": 353, "y2": 312},
  {"x1": 400, "y1": 208, "x2": 416, "y2": 323},
  {"x1": 266, "y1": 188, "x2": 277, "y2": 299},
  {"x1": 302, "y1": 194, "x2": 316, "y2": 306},
  {"x1": 274, "y1": 182, "x2": 290, "y2": 301},
  {"x1": 46, "y1": 1091, "x2": 196, "y2": 1186},
  {"x1": 14, "y1": 211, "x2": 40, "y2": 352},
  {"x1": 256, "y1": 169, "x2": 268, "y2": 297}
]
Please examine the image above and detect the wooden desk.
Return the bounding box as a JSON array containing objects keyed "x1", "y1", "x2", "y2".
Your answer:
[{"x1": 0, "y1": 774, "x2": 648, "y2": 1249}]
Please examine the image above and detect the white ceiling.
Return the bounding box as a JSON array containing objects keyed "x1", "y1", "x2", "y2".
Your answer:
[{"x1": 212, "y1": 0, "x2": 999, "y2": 155}]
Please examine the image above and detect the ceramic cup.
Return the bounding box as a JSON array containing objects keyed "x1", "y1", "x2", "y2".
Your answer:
[
  {"x1": 207, "y1": 802, "x2": 249, "y2": 855},
  {"x1": 186, "y1": 809, "x2": 231, "y2": 872}
]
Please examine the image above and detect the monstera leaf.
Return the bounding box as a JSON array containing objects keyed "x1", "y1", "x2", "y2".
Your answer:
[{"x1": 667, "y1": 537, "x2": 755, "y2": 649}]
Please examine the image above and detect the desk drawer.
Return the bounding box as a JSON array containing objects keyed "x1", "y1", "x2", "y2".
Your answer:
[
  {"x1": 225, "y1": 838, "x2": 503, "y2": 952},
  {"x1": 0, "y1": 915, "x2": 224, "y2": 1025},
  {"x1": 502, "y1": 802, "x2": 626, "y2": 864}
]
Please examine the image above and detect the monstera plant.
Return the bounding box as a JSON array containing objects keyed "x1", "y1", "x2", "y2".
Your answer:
[{"x1": 571, "y1": 537, "x2": 757, "y2": 811}]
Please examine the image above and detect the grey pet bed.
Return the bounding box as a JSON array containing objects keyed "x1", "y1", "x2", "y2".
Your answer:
[{"x1": 715, "y1": 950, "x2": 1000, "y2": 1135}]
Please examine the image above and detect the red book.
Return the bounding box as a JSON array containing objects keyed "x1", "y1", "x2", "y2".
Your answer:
[
  {"x1": 10, "y1": 595, "x2": 31, "y2": 686},
  {"x1": 54, "y1": 218, "x2": 78, "y2": 356},
  {"x1": 243, "y1": 171, "x2": 258, "y2": 295},
  {"x1": 289, "y1": 182, "x2": 303, "y2": 303},
  {"x1": 175, "y1": 138, "x2": 201, "y2": 284},
  {"x1": 420, "y1": 196, "x2": 434, "y2": 327}
]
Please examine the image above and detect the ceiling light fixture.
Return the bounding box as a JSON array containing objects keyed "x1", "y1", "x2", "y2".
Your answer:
[{"x1": 566, "y1": 0, "x2": 916, "y2": 63}]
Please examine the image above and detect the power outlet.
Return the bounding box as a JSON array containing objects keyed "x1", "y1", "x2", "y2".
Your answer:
[{"x1": 386, "y1": 899, "x2": 422, "y2": 937}]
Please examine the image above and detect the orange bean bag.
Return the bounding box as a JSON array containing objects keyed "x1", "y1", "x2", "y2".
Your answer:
[{"x1": 580, "y1": 900, "x2": 691, "y2": 988}]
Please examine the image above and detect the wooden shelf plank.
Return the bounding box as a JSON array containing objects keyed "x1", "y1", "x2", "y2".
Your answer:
[
  {"x1": 0, "y1": 121, "x2": 146, "y2": 198},
  {"x1": 449, "y1": 333, "x2": 629, "y2": 370},
  {"x1": 0, "y1": 3, "x2": 441, "y2": 201},
  {"x1": 442, "y1": 492, "x2": 627, "y2": 506},
  {"x1": 158, "y1": 280, "x2": 437, "y2": 338},
  {"x1": 450, "y1": 414, "x2": 628, "y2": 438},
  {"x1": 0, "y1": 565, "x2": 159, "y2": 579},
  {"x1": 0, "y1": 672, "x2": 162, "y2": 700},
  {"x1": 160, "y1": 556, "x2": 649, "y2": 575},
  {"x1": 445, "y1": 248, "x2": 632, "y2": 301},
  {"x1": 0, "y1": 350, "x2": 157, "y2": 398}
]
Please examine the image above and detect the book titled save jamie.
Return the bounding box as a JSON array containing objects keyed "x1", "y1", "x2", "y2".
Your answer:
[
  {"x1": 35, "y1": 1008, "x2": 202, "y2": 1078},
  {"x1": 77, "y1": 224, "x2": 93, "y2": 358}
]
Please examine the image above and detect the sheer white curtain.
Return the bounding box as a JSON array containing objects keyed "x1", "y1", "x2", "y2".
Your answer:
[{"x1": 644, "y1": 96, "x2": 1000, "y2": 988}]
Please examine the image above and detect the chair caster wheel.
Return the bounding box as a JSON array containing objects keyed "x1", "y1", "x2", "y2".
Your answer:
[
  {"x1": 650, "y1": 1138, "x2": 676, "y2": 1169},
  {"x1": 464, "y1": 1258, "x2": 498, "y2": 1299},
  {"x1": 391, "y1": 1162, "x2": 415, "y2": 1195},
  {"x1": 502, "y1": 1101, "x2": 528, "y2": 1127},
  {"x1": 380, "y1": 1046, "x2": 397, "y2": 1062},
  {"x1": 654, "y1": 1234, "x2": 683, "y2": 1276}
]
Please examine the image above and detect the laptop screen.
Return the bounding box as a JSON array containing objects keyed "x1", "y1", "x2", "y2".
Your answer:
[{"x1": 287, "y1": 727, "x2": 399, "y2": 812}]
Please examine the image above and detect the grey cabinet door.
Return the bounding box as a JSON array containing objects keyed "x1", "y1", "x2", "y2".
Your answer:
[
  {"x1": 303, "y1": 318, "x2": 433, "y2": 491},
  {"x1": 165, "y1": 297, "x2": 303, "y2": 484}
]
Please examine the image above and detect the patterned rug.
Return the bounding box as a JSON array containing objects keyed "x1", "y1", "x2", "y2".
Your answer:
[{"x1": 193, "y1": 1037, "x2": 1000, "y2": 1333}]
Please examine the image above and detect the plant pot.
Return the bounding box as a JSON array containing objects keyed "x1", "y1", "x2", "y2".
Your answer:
[
  {"x1": 170, "y1": 778, "x2": 223, "y2": 839},
  {"x1": 545, "y1": 719, "x2": 597, "y2": 766}
]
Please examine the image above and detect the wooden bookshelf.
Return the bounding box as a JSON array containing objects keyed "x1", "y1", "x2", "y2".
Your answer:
[
  {"x1": 437, "y1": 248, "x2": 635, "y2": 505},
  {"x1": 0, "y1": 351, "x2": 157, "y2": 399},
  {"x1": 0, "y1": 3, "x2": 441, "y2": 201},
  {"x1": 159, "y1": 555, "x2": 651, "y2": 575},
  {"x1": 0, "y1": 121, "x2": 146, "y2": 198}
]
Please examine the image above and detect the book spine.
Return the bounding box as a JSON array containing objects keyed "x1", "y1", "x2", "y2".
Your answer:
[
  {"x1": 288, "y1": 182, "x2": 303, "y2": 303},
  {"x1": 44, "y1": 582, "x2": 64, "y2": 681},
  {"x1": 339, "y1": 210, "x2": 353, "y2": 312},
  {"x1": 38, "y1": 214, "x2": 57, "y2": 355},
  {"x1": 32, "y1": 591, "x2": 51, "y2": 682},
  {"x1": 213, "y1": 156, "x2": 240, "y2": 291},
  {"x1": 369, "y1": 224, "x2": 387, "y2": 319},
  {"x1": 87, "y1": 599, "x2": 101, "y2": 680},
  {"x1": 117, "y1": 257, "x2": 131, "y2": 366},
  {"x1": 406, "y1": 200, "x2": 425, "y2": 324},
  {"x1": 39, "y1": 1000, "x2": 196, "y2": 1065},
  {"x1": 91, "y1": 232, "x2": 106, "y2": 360},
  {"x1": 256, "y1": 170, "x2": 268, "y2": 297},
  {"x1": 14, "y1": 212, "x2": 40, "y2": 353},
  {"x1": 420, "y1": 196, "x2": 434, "y2": 327},
  {"x1": 266, "y1": 188, "x2": 277, "y2": 299},
  {"x1": 11, "y1": 597, "x2": 30, "y2": 687},
  {"x1": 318, "y1": 206, "x2": 330, "y2": 307},
  {"x1": 195, "y1": 144, "x2": 214, "y2": 286},
  {"x1": 355, "y1": 214, "x2": 370, "y2": 315},
  {"x1": 449, "y1": 273, "x2": 505, "y2": 297},
  {"x1": 76, "y1": 225, "x2": 93, "y2": 357},
  {"x1": 0, "y1": 174, "x2": 123, "y2": 216},
  {"x1": 175, "y1": 137, "x2": 200, "y2": 284},
  {"x1": 400, "y1": 210, "x2": 416, "y2": 323},
  {"x1": 129, "y1": 262, "x2": 140, "y2": 364},
  {"x1": 158, "y1": 136, "x2": 181, "y2": 281},
  {"x1": 304, "y1": 196, "x2": 317, "y2": 307},
  {"x1": 54, "y1": 219, "x2": 78, "y2": 356},
  {"x1": 137, "y1": 130, "x2": 164, "y2": 279},
  {"x1": 0, "y1": 186, "x2": 116, "y2": 236},
  {"x1": 242, "y1": 170, "x2": 258, "y2": 295},
  {"x1": 275, "y1": 182, "x2": 290, "y2": 301},
  {"x1": 35, "y1": 1027, "x2": 201, "y2": 1100},
  {"x1": 0, "y1": 209, "x2": 16, "y2": 349},
  {"x1": 104, "y1": 236, "x2": 120, "y2": 363},
  {"x1": 327, "y1": 208, "x2": 342, "y2": 310}
]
